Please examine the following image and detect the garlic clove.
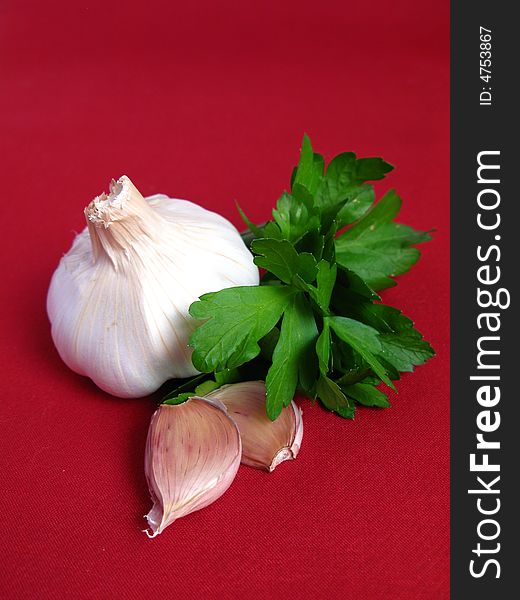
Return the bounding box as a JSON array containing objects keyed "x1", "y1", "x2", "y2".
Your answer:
[
  {"x1": 207, "y1": 381, "x2": 303, "y2": 472},
  {"x1": 47, "y1": 176, "x2": 259, "y2": 398},
  {"x1": 144, "y1": 396, "x2": 241, "y2": 537}
]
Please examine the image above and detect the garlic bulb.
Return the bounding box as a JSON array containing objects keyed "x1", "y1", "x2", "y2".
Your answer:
[
  {"x1": 207, "y1": 381, "x2": 303, "y2": 471},
  {"x1": 144, "y1": 396, "x2": 241, "y2": 537},
  {"x1": 47, "y1": 176, "x2": 259, "y2": 397}
]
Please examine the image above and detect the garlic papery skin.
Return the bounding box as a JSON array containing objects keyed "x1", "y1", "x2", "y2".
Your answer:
[
  {"x1": 144, "y1": 396, "x2": 241, "y2": 537},
  {"x1": 47, "y1": 176, "x2": 259, "y2": 398},
  {"x1": 207, "y1": 381, "x2": 303, "y2": 472}
]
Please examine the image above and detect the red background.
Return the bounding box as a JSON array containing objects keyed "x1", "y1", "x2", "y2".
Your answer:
[{"x1": 0, "y1": 1, "x2": 449, "y2": 598}]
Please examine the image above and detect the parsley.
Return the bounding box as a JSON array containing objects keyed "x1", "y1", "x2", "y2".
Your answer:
[{"x1": 163, "y1": 135, "x2": 434, "y2": 420}]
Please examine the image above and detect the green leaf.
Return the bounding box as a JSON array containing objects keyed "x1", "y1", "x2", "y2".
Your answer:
[
  {"x1": 306, "y1": 260, "x2": 337, "y2": 313},
  {"x1": 317, "y1": 152, "x2": 357, "y2": 209},
  {"x1": 266, "y1": 294, "x2": 318, "y2": 419},
  {"x1": 297, "y1": 229, "x2": 325, "y2": 261},
  {"x1": 272, "y1": 192, "x2": 320, "y2": 244},
  {"x1": 163, "y1": 392, "x2": 193, "y2": 405},
  {"x1": 236, "y1": 202, "x2": 263, "y2": 236},
  {"x1": 355, "y1": 157, "x2": 394, "y2": 181},
  {"x1": 378, "y1": 334, "x2": 434, "y2": 373},
  {"x1": 341, "y1": 303, "x2": 434, "y2": 372},
  {"x1": 328, "y1": 316, "x2": 381, "y2": 353},
  {"x1": 299, "y1": 334, "x2": 319, "y2": 395},
  {"x1": 327, "y1": 152, "x2": 357, "y2": 182},
  {"x1": 292, "y1": 182, "x2": 315, "y2": 205},
  {"x1": 215, "y1": 368, "x2": 241, "y2": 385},
  {"x1": 297, "y1": 253, "x2": 318, "y2": 283},
  {"x1": 316, "y1": 375, "x2": 355, "y2": 419},
  {"x1": 336, "y1": 185, "x2": 375, "y2": 227},
  {"x1": 373, "y1": 305, "x2": 418, "y2": 332},
  {"x1": 331, "y1": 268, "x2": 380, "y2": 311},
  {"x1": 258, "y1": 327, "x2": 280, "y2": 361},
  {"x1": 335, "y1": 190, "x2": 431, "y2": 289},
  {"x1": 194, "y1": 380, "x2": 221, "y2": 396},
  {"x1": 189, "y1": 286, "x2": 296, "y2": 372},
  {"x1": 322, "y1": 220, "x2": 337, "y2": 262},
  {"x1": 327, "y1": 316, "x2": 395, "y2": 390},
  {"x1": 315, "y1": 153, "x2": 392, "y2": 214},
  {"x1": 315, "y1": 260, "x2": 337, "y2": 310},
  {"x1": 342, "y1": 383, "x2": 390, "y2": 407},
  {"x1": 316, "y1": 321, "x2": 331, "y2": 375},
  {"x1": 313, "y1": 152, "x2": 325, "y2": 177},
  {"x1": 350, "y1": 303, "x2": 416, "y2": 333},
  {"x1": 252, "y1": 238, "x2": 318, "y2": 285},
  {"x1": 292, "y1": 134, "x2": 322, "y2": 196},
  {"x1": 252, "y1": 238, "x2": 299, "y2": 283},
  {"x1": 262, "y1": 221, "x2": 283, "y2": 239},
  {"x1": 335, "y1": 368, "x2": 372, "y2": 387}
]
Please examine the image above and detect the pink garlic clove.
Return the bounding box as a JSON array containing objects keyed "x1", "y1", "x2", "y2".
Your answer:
[
  {"x1": 207, "y1": 381, "x2": 303, "y2": 472},
  {"x1": 144, "y1": 396, "x2": 241, "y2": 537}
]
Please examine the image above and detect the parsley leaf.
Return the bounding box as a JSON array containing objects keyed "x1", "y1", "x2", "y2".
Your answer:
[
  {"x1": 265, "y1": 294, "x2": 318, "y2": 419},
  {"x1": 336, "y1": 185, "x2": 375, "y2": 227},
  {"x1": 292, "y1": 133, "x2": 324, "y2": 197},
  {"x1": 316, "y1": 375, "x2": 356, "y2": 419},
  {"x1": 335, "y1": 190, "x2": 431, "y2": 290},
  {"x1": 175, "y1": 134, "x2": 434, "y2": 421},
  {"x1": 272, "y1": 192, "x2": 320, "y2": 243},
  {"x1": 378, "y1": 334, "x2": 434, "y2": 374},
  {"x1": 342, "y1": 383, "x2": 390, "y2": 408},
  {"x1": 327, "y1": 316, "x2": 395, "y2": 390},
  {"x1": 343, "y1": 303, "x2": 435, "y2": 375},
  {"x1": 315, "y1": 151, "x2": 392, "y2": 216},
  {"x1": 189, "y1": 286, "x2": 296, "y2": 372},
  {"x1": 252, "y1": 238, "x2": 317, "y2": 285},
  {"x1": 316, "y1": 320, "x2": 331, "y2": 375},
  {"x1": 305, "y1": 260, "x2": 337, "y2": 313}
]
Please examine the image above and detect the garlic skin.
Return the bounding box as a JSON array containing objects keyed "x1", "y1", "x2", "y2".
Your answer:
[
  {"x1": 207, "y1": 381, "x2": 303, "y2": 471},
  {"x1": 144, "y1": 396, "x2": 241, "y2": 537},
  {"x1": 47, "y1": 176, "x2": 259, "y2": 397}
]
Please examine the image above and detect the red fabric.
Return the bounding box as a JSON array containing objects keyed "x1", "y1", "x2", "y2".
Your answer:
[{"x1": 0, "y1": 1, "x2": 449, "y2": 598}]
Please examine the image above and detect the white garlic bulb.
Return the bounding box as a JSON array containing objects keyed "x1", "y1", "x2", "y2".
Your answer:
[{"x1": 47, "y1": 176, "x2": 259, "y2": 397}]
